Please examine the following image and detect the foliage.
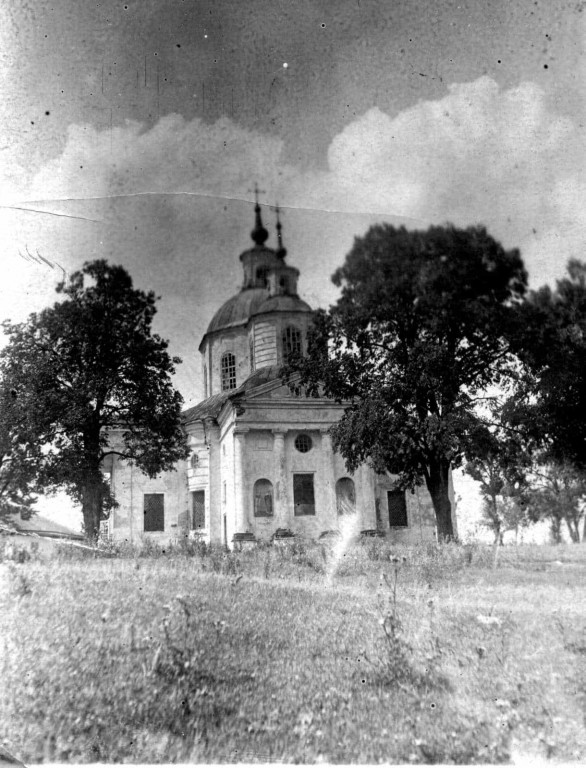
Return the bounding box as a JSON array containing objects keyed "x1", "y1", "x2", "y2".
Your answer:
[
  {"x1": 510, "y1": 260, "x2": 586, "y2": 468},
  {"x1": 0, "y1": 261, "x2": 189, "y2": 540},
  {"x1": 286, "y1": 223, "x2": 527, "y2": 539},
  {"x1": 0, "y1": 385, "x2": 40, "y2": 520},
  {"x1": 526, "y1": 457, "x2": 586, "y2": 543},
  {"x1": 465, "y1": 406, "x2": 532, "y2": 544}
]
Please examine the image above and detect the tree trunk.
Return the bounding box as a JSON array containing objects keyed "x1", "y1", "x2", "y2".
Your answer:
[
  {"x1": 426, "y1": 460, "x2": 455, "y2": 541},
  {"x1": 81, "y1": 473, "x2": 103, "y2": 542},
  {"x1": 550, "y1": 517, "x2": 562, "y2": 544},
  {"x1": 492, "y1": 524, "x2": 502, "y2": 569},
  {"x1": 565, "y1": 517, "x2": 581, "y2": 543}
]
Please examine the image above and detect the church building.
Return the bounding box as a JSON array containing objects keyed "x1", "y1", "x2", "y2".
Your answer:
[{"x1": 104, "y1": 202, "x2": 453, "y2": 546}]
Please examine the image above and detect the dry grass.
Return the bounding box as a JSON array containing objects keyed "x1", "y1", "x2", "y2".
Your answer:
[{"x1": 0, "y1": 539, "x2": 584, "y2": 763}]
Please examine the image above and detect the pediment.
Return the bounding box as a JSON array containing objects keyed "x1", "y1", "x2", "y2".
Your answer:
[
  {"x1": 242, "y1": 376, "x2": 306, "y2": 401},
  {"x1": 239, "y1": 376, "x2": 327, "y2": 404}
]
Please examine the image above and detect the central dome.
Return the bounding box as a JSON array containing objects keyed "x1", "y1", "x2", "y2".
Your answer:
[{"x1": 205, "y1": 287, "x2": 312, "y2": 337}]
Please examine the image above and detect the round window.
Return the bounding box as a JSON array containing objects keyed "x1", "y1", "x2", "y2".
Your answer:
[{"x1": 294, "y1": 434, "x2": 312, "y2": 453}]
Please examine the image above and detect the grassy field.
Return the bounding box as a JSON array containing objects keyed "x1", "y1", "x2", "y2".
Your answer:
[{"x1": 0, "y1": 538, "x2": 584, "y2": 764}]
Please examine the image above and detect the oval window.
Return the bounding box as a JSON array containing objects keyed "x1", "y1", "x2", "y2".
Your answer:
[{"x1": 294, "y1": 434, "x2": 312, "y2": 453}]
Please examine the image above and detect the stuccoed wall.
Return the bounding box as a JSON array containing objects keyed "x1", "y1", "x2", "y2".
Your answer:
[
  {"x1": 202, "y1": 310, "x2": 313, "y2": 398},
  {"x1": 205, "y1": 327, "x2": 250, "y2": 395},
  {"x1": 109, "y1": 455, "x2": 189, "y2": 544},
  {"x1": 185, "y1": 424, "x2": 210, "y2": 534},
  {"x1": 232, "y1": 429, "x2": 377, "y2": 541}
]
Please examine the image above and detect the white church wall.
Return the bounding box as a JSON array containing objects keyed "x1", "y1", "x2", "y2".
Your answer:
[
  {"x1": 109, "y1": 458, "x2": 189, "y2": 544},
  {"x1": 374, "y1": 475, "x2": 439, "y2": 544},
  {"x1": 205, "y1": 328, "x2": 250, "y2": 395},
  {"x1": 244, "y1": 430, "x2": 278, "y2": 540},
  {"x1": 253, "y1": 320, "x2": 277, "y2": 368},
  {"x1": 220, "y1": 427, "x2": 237, "y2": 546},
  {"x1": 254, "y1": 311, "x2": 312, "y2": 366},
  {"x1": 207, "y1": 423, "x2": 223, "y2": 545}
]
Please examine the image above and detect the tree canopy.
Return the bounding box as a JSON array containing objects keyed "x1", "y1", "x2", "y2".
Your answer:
[
  {"x1": 0, "y1": 260, "x2": 188, "y2": 539},
  {"x1": 0, "y1": 384, "x2": 42, "y2": 520},
  {"x1": 286, "y1": 223, "x2": 527, "y2": 539},
  {"x1": 510, "y1": 260, "x2": 586, "y2": 469},
  {"x1": 525, "y1": 456, "x2": 586, "y2": 543}
]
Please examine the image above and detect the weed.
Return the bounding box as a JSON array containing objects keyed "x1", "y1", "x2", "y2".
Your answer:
[
  {"x1": 7, "y1": 565, "x2": 32, "y2": 598},
  {"x1": 0, "y1": 539, "x2": 36, "y2": 564},
  {"x1": 375, "y1": 566, "x2": 415, "y2": 688},
  {"x1": 1, "y1": 544, "x2": 585, "y2": 764}
]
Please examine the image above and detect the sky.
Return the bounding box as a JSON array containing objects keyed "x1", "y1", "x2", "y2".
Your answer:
[{"x1": 0, "y1": 0, "x2": 584, "y2": 533}]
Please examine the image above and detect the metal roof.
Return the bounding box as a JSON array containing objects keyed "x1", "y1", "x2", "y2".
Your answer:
[{"x1": 204, "y1": 288, "x2": 313, "y2": 338}]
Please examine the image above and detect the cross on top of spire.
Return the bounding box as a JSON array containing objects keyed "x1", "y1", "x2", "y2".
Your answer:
[
  {"x1": 248, "y1": 183, "x2": 266, "y2": 206},
  {"x1": 275, "y1": 203, "x2": 287, "y2": 259},
  {"x1": 248, "y1": 183, "x2": 268, "y2": 245}
]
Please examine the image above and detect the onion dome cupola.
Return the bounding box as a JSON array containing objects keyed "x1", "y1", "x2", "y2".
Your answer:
[
  {"x1": 266, "y1": 204, "x2": 300, "y2": 297},
  {"x1": 199, "y1": 190, "x2": 313, "y2": 399}
]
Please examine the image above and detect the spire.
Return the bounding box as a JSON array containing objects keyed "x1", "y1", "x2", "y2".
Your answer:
[
  {"x1": 249, "y1": 183, "x2": 268, "y2": 246},
  {"x1": 275, "y1": 203, "x2": 287, "y2": 259}
]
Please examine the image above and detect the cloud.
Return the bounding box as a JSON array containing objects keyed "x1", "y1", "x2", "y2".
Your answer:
[
  {"x1": 26, "y1": 77, "x2": 582, "y2": 274},
  {"x1": 29, "y1": 114, "x2": 288, "y2": 202},
  {"x1": 322, "y1": 77, "x2": 577, "y2": 230},
  {"x1": 4, "y1": 75, "x2": 584, "y2": 400}
]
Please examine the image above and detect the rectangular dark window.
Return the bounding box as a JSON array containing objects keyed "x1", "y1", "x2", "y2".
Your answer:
[
  {"x1": 387, "y1": 490, "x2": 408, "y2": 527},
  {"x1": 221, "y1": 352, "x2": 236, "y2": 391},
  {"x1": 192, "y1": 490, "x2": 205, "y2": 529},
  {"x1": 144, "y1": 493, "x2": 164, "y2": 532},
  {"x1": 294, "y1": 473, "x2": 315, "y2": 516}
]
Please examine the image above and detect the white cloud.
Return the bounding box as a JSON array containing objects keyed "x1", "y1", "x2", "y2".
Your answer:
[
  {"x1": 23, "y1": 76, "x2": 583, "y2": 282},
  {"x1": 29, "y1": 115, "x2": 288, "y2": 202},
  {"x1": 3, "y1": 75, "x2": 585, "y2": 397}
]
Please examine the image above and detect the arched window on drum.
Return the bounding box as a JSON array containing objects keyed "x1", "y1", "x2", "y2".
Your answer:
[
  {"x1": 282, "y1": 325, "x2": 302, "y2": 364},
  {"x1": 253, "y1": 479, "x2": 274, "y2": 517},
  {"x1": 221, "y1": 352, "x2": 236, "y2": 391},
  {"x1": 336, "y1": 477, "x2": 356, "y2": 516}
]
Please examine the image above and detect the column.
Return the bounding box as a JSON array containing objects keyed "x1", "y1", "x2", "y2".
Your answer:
[
  {"x1": 207, "y1": 421, "x2": 222, "y2": 544},
  {"x1": 320, "y1": 429, "x2": 338, "y2": 528},
  {"x1": 272, "y1": 431, "x2": 288, "y2": 527},
  {"x1": 233, "y1": 430, "x2": 249, "y2": 534},
  {"x1": 359, "y1": 462, "x2": 377, "y2": 530}
]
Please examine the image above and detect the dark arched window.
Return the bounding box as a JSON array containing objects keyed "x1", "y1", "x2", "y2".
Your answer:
[
  {"x1": 249, "y1": 336, "x2": 255, "y2": 372},
  {"x1": 256, "y1": 267, "x2": 269, "y2": 287},
  {"x1": 336, "y1": 477, "x2": 356, "y2": 515},
  {"x1": 253, "y1": 479, "x2": 274, "y2": 517},
  {"x1": 282, "y1": 325, "x2": 302, "y2": 363},
  {"x1": 221, "y1": 352, "x2": 236, "y2": 391}
]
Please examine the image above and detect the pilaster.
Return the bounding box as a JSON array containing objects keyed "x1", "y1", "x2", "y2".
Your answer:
[
  {"x1": 233, "y1": 429, "x2": 250, "y2": 534},
  {"x1": 320, "y1": 428, "x2": 338, "y2": 528},
  {"x1": 272, "y1": 430, "x2": 288, "y2": 527},
  {"x1": 206, "y1": 420, "x2": 222, "y2": 544}
]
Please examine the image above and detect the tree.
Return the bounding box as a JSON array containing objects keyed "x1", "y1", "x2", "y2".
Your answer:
[
  {"x1": 0, "y1": 385, "x2": 41, "y2": 520},
  {"x1": 465, "y1": 417, "x2": 531, "y2": 549},
  {"x1": 286, "y1": 224, "x2": 527, "y2": 540},
  {"x1": 526, "y1": 457, "x2": 586, "y2": 543},
  {"x1": 0, "y1": 260, "x2": 189, "y2": 540},
  {"x1": 512, "y1": 260, "x2": 586, "y2": 469}
]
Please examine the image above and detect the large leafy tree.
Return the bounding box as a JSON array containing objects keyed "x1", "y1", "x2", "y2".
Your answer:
[
  {"x1": 0, "y1": 260, "x2": 189, "y2": 540},
  {"x1": 287, "y1": 224, "x2": 527, "y2": 539},
  {"x1": 511, "y1": 260, "x2": 586, "y2": 469}
]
